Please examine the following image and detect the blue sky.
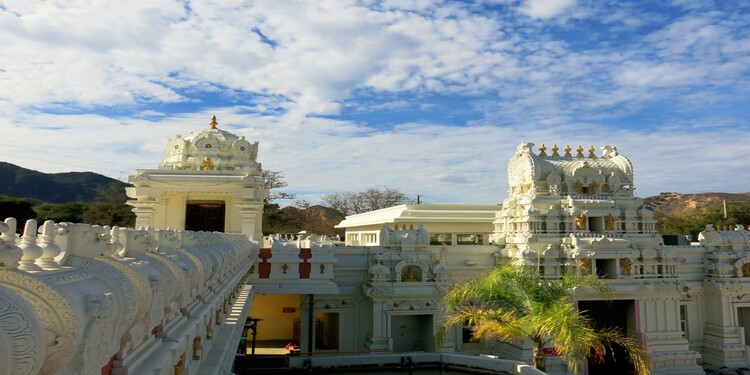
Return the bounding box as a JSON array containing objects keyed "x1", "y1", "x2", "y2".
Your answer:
[{"x1": 0, "y1": 0, "x2": 749, "y2": 205}]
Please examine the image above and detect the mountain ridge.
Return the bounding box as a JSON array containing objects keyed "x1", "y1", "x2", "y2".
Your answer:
[
  {"x1": 2, "y1": 162, "x2": 748, "y2": 219},
  {"x1": 0, "y1": 161, "x2": 128, "y2": 203}
]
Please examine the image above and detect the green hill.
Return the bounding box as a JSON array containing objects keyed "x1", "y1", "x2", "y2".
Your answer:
[{"x1": 0, "y1": 162, "x2": 127, "y2": 203}]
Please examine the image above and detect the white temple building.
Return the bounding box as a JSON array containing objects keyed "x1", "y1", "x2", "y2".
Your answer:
[
  {"x1": 3, "y1": 118, "x2": 750, "y2": 375},
  {"x1": 126, "y1": 116, "x2": 267, "y2": 239}
]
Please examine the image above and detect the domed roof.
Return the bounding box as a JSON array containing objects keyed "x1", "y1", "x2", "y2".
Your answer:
[
  {"x1": 507, "y1": 142, "x2": 635, "y2": 196},
  {"x1": 160, "y1": 116, "x2": 261, "y2": 172}
]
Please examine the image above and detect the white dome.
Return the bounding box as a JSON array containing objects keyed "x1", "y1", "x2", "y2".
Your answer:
[{"x1": 160, "y1": 116, "x2": 260, "y2": 172}]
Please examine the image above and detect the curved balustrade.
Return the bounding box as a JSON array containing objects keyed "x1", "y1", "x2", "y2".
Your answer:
[{"x1": 0, "y1": 217, "x2": 258, "y2": 375}]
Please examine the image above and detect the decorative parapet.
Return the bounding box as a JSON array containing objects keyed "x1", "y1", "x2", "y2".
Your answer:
[
  {"x1": 701, "y1": 224, "x2": 750, "y2": 251},
  {"x1": 700, "y1": 225, "x2": 750, "y2": 279},
  {"x1": 250, "y1": 233, "x2": 338, "y2": 283},
  {"x1": 0, "y1": 217, "x2": 258, "y2": 375}
]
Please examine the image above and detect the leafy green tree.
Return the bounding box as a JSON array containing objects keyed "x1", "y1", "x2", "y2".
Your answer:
[
  {"x1": 34, "y1": 202, "x2": 86, "y2": 223},
  {"x1": 82, "y1": 183, "x2": 135, "y2": 227},
  {"x1": 656, "y1": 203, "x2": 750, "y2": 241},
  {"x1": 0, "y1": 195, "x2": 36, "y2": 231},
  {"x1": 439, "y1": 265, "x2": 650, "y2": 374}
]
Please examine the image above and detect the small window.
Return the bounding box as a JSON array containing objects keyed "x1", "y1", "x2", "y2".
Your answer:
[
  {"x1": 364, "y1": 233, "x2": 378, "y2": 244},
  {"x1": 588, "y1": 217, "x2": 604, "y2": 232},
  {"x1": 680, "y1": 305, "x2": 689, "y2": 339},
  {"x1": 430, "y1": 233, "x2": 452, "y2": 245},
  {"x1": 595, "y1": 259, "x2": 617, "y2": 279},
  {"x1": 456, "y1": 234, "x2": 484, "y2": 245}
]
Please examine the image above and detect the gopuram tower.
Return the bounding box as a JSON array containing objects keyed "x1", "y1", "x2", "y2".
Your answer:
[
  {"x1": 126, "y1": 116, "x2": 268, "y2": 239},
  {"x1": 491, "y1": 142, "x2": 702, "y2": 374},
  {"x1": 492, "y1": 142, "x2": 659, "y2": 275}
]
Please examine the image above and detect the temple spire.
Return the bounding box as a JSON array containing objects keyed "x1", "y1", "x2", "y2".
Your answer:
[{"x1": 210, "y1": 115, "x2": 218, "y2": 129}]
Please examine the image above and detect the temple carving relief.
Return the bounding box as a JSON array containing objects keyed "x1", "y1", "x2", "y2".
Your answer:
[{"x1": 0, "y1": 217, "x2": 257, "y2": 375}]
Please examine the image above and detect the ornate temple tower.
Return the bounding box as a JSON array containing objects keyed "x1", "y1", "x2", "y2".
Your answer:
[
  {"x1": 492, "y1": 142, "x2": 661, "y2": 276},
  {"x1": 492, "y1": 142, "x2": 702, "y2": 375},
  {"x1": 126, "y1": 116, "x2": 268, "y2": 239}
]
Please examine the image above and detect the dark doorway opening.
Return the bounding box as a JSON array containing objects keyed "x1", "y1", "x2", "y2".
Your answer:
[
  {"x1": 315, "y1": 313, "x2": 339, "y2": 350},
  {"x1": 391, "y1": 314, "x2": 435, "y2": 352},
  {"x1": 185, "y1": 201, "x2": 225, "y2": 232},
  {"x1": 578, "y1": 300, "x2": 636, "y2": 375}
]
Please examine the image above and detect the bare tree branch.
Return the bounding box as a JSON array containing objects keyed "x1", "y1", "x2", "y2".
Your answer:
[
  {"x1": 261, "y1": 169, "x2": 296, "y2": 202},
  {"x1": 321, "y1": 187, "x2": 413, "y2": 215}
]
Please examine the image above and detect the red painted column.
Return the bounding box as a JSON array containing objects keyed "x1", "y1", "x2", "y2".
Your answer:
[
  {"x1": 299, "y1": 248, "x2": 312, "y2": 279},
  {"x1": 259, "y1": 248, "x2": 272, "y2": 278}
]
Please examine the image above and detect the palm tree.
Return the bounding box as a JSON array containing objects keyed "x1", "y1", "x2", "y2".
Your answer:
[{"x1": 439, "y1": 265, "x2": 650, "y2": 374}]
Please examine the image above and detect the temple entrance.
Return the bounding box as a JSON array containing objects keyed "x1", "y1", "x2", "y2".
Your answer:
[
  {"x1": 245, "y1": 294, "x2": 301, "y2": 355},
  {"x1": 234, "y1": 294, "x2": 302, "y2": 373},
  {"x1": 579, "y1": 300, "x2": 637, "y2": 375},
  {"x1": 315, "y1": 312, "x2": 340, "y2": 351},
  {"x1": 185, "y1": 201, "x2": 225, "y2": 232},
  {"x1": 391, "y1": 314, "x2": 435, "y2": 352}
]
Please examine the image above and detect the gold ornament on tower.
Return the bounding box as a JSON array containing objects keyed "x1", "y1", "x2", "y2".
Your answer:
[
  {"x1": 605, "y1": 214, "x2": 616, "y2": 231},
  {"x1": 591, "y1": 180, "x2": 600, "y2": 194},
  {"x1": 200, "y1": 157, "x2": 215, "y2": 171},
  {"x1": 575, "y1": 213, "x2": 587, "y2": 230}
]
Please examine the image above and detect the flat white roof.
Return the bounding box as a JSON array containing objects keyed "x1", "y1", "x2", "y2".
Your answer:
[{"x1": 335, "y1": 204, "x2": 499, "y2": 228}]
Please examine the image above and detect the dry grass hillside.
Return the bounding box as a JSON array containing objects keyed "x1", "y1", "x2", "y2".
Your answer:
[{"x1": 644, "y1": 192, "x2": 750, "y2": 216}]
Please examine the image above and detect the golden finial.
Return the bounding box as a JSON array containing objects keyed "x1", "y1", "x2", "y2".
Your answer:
[
  {"x1": 538, "y1": 143, "x2": 547, "y2": 157},
  {"x1": 564, "y1": 144, "x2": 572, "y2": 157},
  {"x1": 210, "y1": 115, "x2": 218, "y2": 129},
  {"x1": 588, "y1": 145, "x2": 596, "y2": 158},
  {"x1": 551, "y1": 144, "x2": 560, "y2": 157},
  {"x1": 576, "y1": 145, "x2": 584, "y2": 158}
]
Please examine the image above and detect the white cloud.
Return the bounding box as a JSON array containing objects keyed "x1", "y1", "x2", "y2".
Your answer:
[
  {"x1": 0, "y1": 1, "x2": 749, "y2": 208},
  {"x1": 645, "y1": 16, "x2": 729, "y2": 58},
  {"x1": 2, "y1": 108, "x2": 749, "y2": 206},
  {"x1": 519, "y1": 0, "x2": 577, "y2": 19},
  {"x1": 614, "y1": 61, "x2": 707, "y2": 88},
  {"x1": 1, "y1": 0, "x2": 743, "y2": 121}
]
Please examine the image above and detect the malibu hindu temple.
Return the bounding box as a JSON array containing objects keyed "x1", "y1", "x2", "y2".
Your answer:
[{"x1": 2, "y1": 117, "x2": 749, "y2": 375}]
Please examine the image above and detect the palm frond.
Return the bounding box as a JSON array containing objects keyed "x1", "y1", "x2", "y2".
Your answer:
[
  {"x1": 440, "y1": 265, "x2": 648, "y2": 374},
  {"x1": 588, "y1": 328, "x2": 651, "y2": 375}
]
